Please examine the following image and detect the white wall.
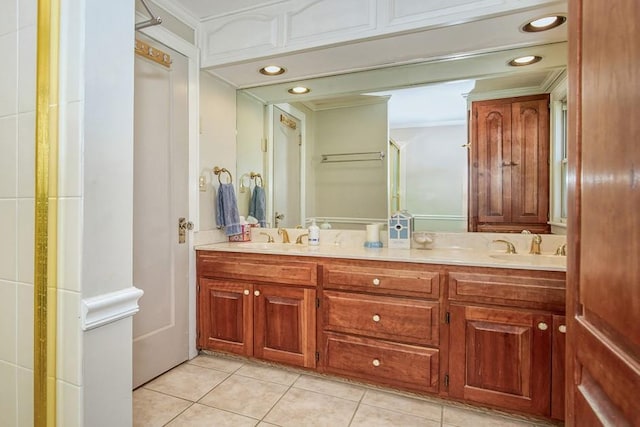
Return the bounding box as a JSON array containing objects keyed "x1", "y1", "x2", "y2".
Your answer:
[
  {"x1": 312, "y1": 102, "x2": 388, "y2": 223},
  {"x1": 0, "y1": 0, "x2": 37, "y2": 424},
  {"x1": 198, "y1": 71, "x2": 237, "y2": 233},
  {"x1": 391, "y1": 124, "x2": 468, "y2": 232}
]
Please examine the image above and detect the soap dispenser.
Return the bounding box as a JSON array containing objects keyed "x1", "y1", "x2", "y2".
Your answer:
[{"x1": 308, "y1": 219, "x2": 320, "y2": 246}]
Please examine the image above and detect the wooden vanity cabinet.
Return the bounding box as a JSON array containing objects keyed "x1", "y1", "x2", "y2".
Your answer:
[
  {"x1": 319, "y1": 261, "x2": 442, "y2": 393},
  {"x1": 196, "y1": 252, "x2": 317, "y2": 368},
  {"x1": 447, "y1": 270, "x2": 565, "y2": 417},
  {"x1": 469, "y1": 94, "x2": 550, "y2": 233}
]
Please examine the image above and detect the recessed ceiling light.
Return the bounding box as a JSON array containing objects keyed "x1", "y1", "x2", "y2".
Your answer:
[
  {"x1": 522, "y1": 15, "x2": 566, "y2": 32},
  {"x1": 288, "y1": 86, "x2": 311, "y2": 94},
  {"x1": 508, "y1": 55, "x2": 542, "y2": 67},
  {"x1": 259, "y1": 65, "x2": 286, "y2": 76}
]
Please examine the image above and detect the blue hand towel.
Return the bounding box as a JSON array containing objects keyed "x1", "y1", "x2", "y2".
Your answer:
[
  {"x1": 216, "y1": 183, "x2": 242, "y2": 236},
  {"x1": 249, "y1": 185, "x2": 267, "y2": 227}
]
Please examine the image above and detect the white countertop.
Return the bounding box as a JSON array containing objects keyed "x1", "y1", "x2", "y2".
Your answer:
[{"x1": 195, "y1": 241, "x2": 566, "y2": 272}]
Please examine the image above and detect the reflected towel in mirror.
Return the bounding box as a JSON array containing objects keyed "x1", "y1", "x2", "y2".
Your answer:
[
  {"x1": 216, "y1": 183, "x2": 242, "y2": 236},
  {"x1": 249, "y1": 186, "x2": 267, "y2": 227}
]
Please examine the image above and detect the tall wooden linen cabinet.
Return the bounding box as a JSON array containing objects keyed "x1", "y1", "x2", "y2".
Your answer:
[{"x1": 469, "y1": 94, "x2": 550, "y2": 233}]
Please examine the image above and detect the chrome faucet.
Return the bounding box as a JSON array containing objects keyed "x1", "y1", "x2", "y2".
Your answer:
[
  {"x1": 278, "y1": 228, "x2": 291, "y2": 244},
  {"x1": 295, "y1": 233, "x2": 309, "y2": 244},
  {"x1": 529, "y1": 234, "x2": 542, "y2": 254},
  {"x1": 493, "y1": 239, "x2": 517, "y2": 254}
]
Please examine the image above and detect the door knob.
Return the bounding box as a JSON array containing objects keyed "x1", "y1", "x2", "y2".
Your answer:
[
  {"x1": 243, "y1": 289, "x2": 250, "y2": 296},
  {"x1": 254, "y1": 290, "x2": 260, "y2": 297},
  {"x1": 372, "y1": 359, "x2": 381, "y2": 367},
  {"x1": 372, "y1": 278, "x2": 380, "y2": 286},
  {"x1": 558, "y1": 324, "x2": 567, "y2": 333},
  {"x1": 372, "y1": 314, "x2": 381, "y2": 322},
  {"x1": 178, "y1": 217, "x2": 194, "y2": 244},
  {"x1": 537, "y1": 322, "x2": 549, "y2": 331}
]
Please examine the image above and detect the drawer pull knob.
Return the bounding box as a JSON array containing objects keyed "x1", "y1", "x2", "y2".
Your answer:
[
  {"x1": 254, "y1": 290, "x2": 261, "y2": 297},
  {"x1": 372, "y1": 359, "x2": 381, "y2": 367},
  {"x1": 537, "y1": 322, "x2": 548, "y2": 331},
  {"x1": 243, "y1": 289, "x2": 250, "y2": 296},
  {"x1": 372, "y1": 314, "x2": 381, "y2": 322},
  {"x1": 372, "y1": 278, "x2": 380, "y2": 286},
  {"x1": 558, "y1": 324, "x2": 567, "y2": 334}
]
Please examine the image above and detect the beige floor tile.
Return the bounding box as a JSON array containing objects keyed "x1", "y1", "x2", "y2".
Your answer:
[
  {"x1": 144, "y1": 363, "x2": 230, "y2": 402},
  {"x1": 166, "y1": 403, "x2": 258, "y2": 427},
  {"x1": 199, "y1": 374, "x2": 289, "y2": 419},
  {"x1": 264, "y1": 387, "x2": 358, "y2": 427},
  {"x1": 133, "y1": 388, "x2": 191, "y2": 427},
  {"x1": 235, "y1": 363, "x2": 300, "y2": 386},
  {"x1": 187, "y1": 354, "x2": 244, "y2": 373},
  {"x1": 443, "y1": 406, "x2": 535, "y2": 427},
  {"x1": 292, "y1": 374, "x2": 364, "y2": 402},
  {"x1": 351, "y1": 404, "x2": 442, "y2": 427},
  {"x1": 361, "y1": 389, "x2": 442, "y2": 421},
  {"x1": 257, "y1": 423, "x2": 279, "y2": 427}
]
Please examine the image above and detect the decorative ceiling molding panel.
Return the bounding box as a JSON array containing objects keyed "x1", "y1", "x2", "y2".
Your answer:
[
  {"x1": 386, "y1": 0, "x2": 502, "y2": 26},
  {"x1": 203, "y1": 13, "x2": 279, "y2": 58},
  {"x1": 286, "y1": 0, "x2": 376, "y2": 43}
]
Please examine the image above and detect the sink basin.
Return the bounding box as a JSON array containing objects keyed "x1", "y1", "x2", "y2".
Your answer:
[{"x1": 489, "y1": 253, "x2": 566, "y2": 267}]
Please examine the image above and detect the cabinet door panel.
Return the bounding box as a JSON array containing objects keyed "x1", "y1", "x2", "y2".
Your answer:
[
  {"x1": 511, "y1": 97, "x2": 549, "y2": 224},
  {"x1": 475, "y1": 102, "x2": 512, "y2": 223},
  {"x1": 199, "y1": 279, "x2": 252, "y2": 356},
  {"x1": 254, "y1": 284, "x2": 316, "y2": 368},
  {"x1": 449, "y1": 304, "x2": 552, "y2": 416}
]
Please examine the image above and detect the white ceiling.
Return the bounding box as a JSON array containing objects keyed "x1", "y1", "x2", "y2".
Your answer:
[{"x1": 169, "y1": 0, "x2": 276, "y2": 20}]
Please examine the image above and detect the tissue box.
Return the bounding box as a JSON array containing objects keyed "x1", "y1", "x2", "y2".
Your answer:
[
  {"x1": 228, "y1": 225, "x2": 251, "y2": 242},
  {"x1": 388, "y1": 211, "x2": 413, "y2": 249}
]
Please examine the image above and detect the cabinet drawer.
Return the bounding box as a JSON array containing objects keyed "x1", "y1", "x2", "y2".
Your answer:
[
  {"x1": 323, "y1": 264, "x2": 439, "y2": 298},
  {"x1": 197, "y1": 252, "x2": 317, "y2": 286},
  {"x1": 323, "y1": 333, "x2": 439, "y2": 393},
  {"x1": 323, "y1": 291, "x2": 439, "y2": 346},
  {"x1": 449, "y1": 271, "x2": 565, "y2": 311}
]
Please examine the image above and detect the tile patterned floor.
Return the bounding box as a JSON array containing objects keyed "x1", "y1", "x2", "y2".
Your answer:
[{"x1": 134, "y1": 353, "x2": 561, "y2": 427}]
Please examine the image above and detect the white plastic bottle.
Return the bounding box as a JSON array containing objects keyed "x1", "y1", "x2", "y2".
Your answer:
[{"x1": 308, "y1": 218, "x2": 320, "y2": 246}]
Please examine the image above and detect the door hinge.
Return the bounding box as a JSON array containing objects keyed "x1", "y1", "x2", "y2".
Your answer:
[
  {"x1": 316, "y1": 298, "x2": 320, "y2": 309},
  {"x1": 445, "y1": 312, "x2": 450, "y2": 324},
  {"x1": 444, "y1": 374, "x2": 449, "y2": 389},
  {"x1": 315, "y1": 351, "x2": 320, "y2": 362}
]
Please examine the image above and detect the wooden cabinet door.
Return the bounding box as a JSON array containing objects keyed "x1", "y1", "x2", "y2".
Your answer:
[
  {"x1": 474, "y1": 101, "x2": 512, "y2": 225},
  {"x1": 551, "y1": 315, "x2": 566, "y2": 421},
  {"x1": 253, "y1": 284, "x2": 317, "y2": 368},
  {"x1": 198, "y1": 279, "x2": 253, "y2": 356},
  {"x1": 510, "y1": 97, "x2": 549, "y2": 224},
  {"x1": 449, "y1": 304, "x2": 552, "y2": 416}
]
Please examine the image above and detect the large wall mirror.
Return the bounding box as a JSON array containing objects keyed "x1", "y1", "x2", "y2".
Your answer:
[{"x1": 235, "y1": 42, "x2": 567, "y2": 231}]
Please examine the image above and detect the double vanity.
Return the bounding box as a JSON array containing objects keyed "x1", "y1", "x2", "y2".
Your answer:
[{"x1": 196, "y1": 230, "x2": 566, "y2": 422}]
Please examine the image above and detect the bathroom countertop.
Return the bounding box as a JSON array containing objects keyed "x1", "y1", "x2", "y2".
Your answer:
[{"x1": 195, "y1": 241, "x2": 566, "y2": 272}]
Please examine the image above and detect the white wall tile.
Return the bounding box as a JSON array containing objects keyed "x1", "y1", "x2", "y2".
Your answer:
[
  {"x1": 17, "y1": 24, "x2": 36, "y2": 113},
  {"x1": 16, "y1": 282, "x2": 32, "y2": 369},
  {"x1": 59, "y1": 0, "x2": 84, "y2": 104},
  {"x1": 58, "y1": 197, "x2": 81, "y2": 292},
  {"x1": 16, "y1": 112, "x2": 34, "y2": 198},
  {"x1": 57, "y1": 289, "x2": 82, "y2": 385},
  {"x1": 58, "y1": 380, "x2": 82, "y2": 427},
  {"x1": 59, "y1": 101, "x2": 83, "y2": 198},
  {"x1": 16, "y1": 198, "x2": 33, "y2": 284},
  {"x1": 0, "y1": 280, "x2": 17, "y2": 363},
  {"x1": 16, "y1": 366, "x2": 33, "y2": 427},
  {"x1": 0, "y1": 116, "x2": 17, "y2": 197},
  {"x1": 0, "y1": 361, "x2": 17, "y2": 427},
  {"x1": 0, "y1": 200, "x2": 17, "y2": 281},
  {"x1": 0, "y1": 0, "x2": 17, "y2": 36},
  {"x1": 0, "y1": 32, "x2": 18, "y2": 117},
  {"x1": 18, "y1": 0, "x2": 37, "y2": 29}
]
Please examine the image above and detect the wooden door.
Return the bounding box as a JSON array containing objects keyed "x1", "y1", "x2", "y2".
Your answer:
[
  {"x1": 449, "y1": 304, "x2": 552, "y2": 416},
  {"x1": 566, "y1": 0, "x2": 640, "y2": 425},
  {"x1": 198, "y1": 279, "x2": 253, "y2": 356},
  {"x1": 132, "y1": 36, "x2": 190, "y2": 387},
  {"x1": 510, "y1": 96, "x2": 549, "y2": 225},
  {"x1": 474, "y1": 101, "x2": 512, "y2": 225},
  {"x1": 253, "y1": 284, "x2": 316, "y2": 368}
]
